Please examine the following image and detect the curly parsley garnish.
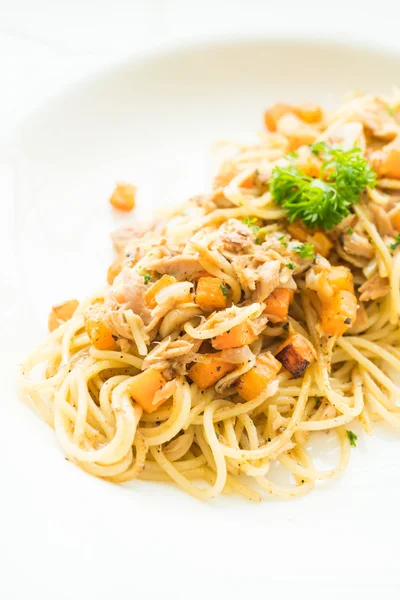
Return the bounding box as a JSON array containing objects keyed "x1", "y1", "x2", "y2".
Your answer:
[
  {"x1": 346, "y1": 430, "x2": 358, "y2": 447},
  {"x1": 220, "y1": 284, "x2": 228, "y2": 298},
  {"x1": 270, "y1": 143, "x2": 376, "y2": 229},
  {"x1": 143, "y1": 272, "x2": 151, "y2": 284},
  {"x1": 293, "y1": 242, "x2": 315, "y2": 259}
]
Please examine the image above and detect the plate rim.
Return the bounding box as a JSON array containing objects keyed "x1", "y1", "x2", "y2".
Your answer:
[{"x1": 3, "y1": 29, "x2": 400, "y2": 155}]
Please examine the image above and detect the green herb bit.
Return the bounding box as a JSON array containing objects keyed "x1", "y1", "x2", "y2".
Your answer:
[
  {"x1": 314, "y1": 397, "x2": 322, "y2": 409},
  {"x1": 243, "y1": 215, "x2": 260, "y2": 233},
  {"x1": 390, "y1": 233, "x2": 400, "y2": 251},
  {"x1": 387, "y1": 106, "x2": 394, "y2": 116},
  {"x1": 143, "y1": 272, "x2": 151, "y2": 284},
  {"x1": 310, "y1": 141, "x2": 329, "y2": 156},
  {"x1": 346, "y1": 430, "x2": 358, "y2": 447},
  {"x1": 270, "y1": 144, "x2": 376, "y2": 229},
  {"x1": 347, "y1": 227, "x2": 354, "y2": 235},
  {"x1": 285, "y1": 262, "x2": 296, "y2": 270},
  {"x1": 293, "y1": 242, "x2": 315, "y2": 258},
  {"x1": 220, "y1": 284, "x2": 228, "y2": 298}
]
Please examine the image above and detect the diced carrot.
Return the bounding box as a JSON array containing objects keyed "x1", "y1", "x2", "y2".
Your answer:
[
  {"x1": 288, "y1": 222, "x2": 332, "y2": 257},
  {"x1": 236, "y1": 352, "x2": 281, "y2": 401},
  {"x1": 263, "y1": 288, "x2": 294, "y2": 323},
  {"x1": 109, "y1": 183, "x2": 136, "y2": 211},
  {"x1": 107, "y1": 258, "x2": 123, "y2": 285},
  {"x1": 376, "y1": 146, "x2": 400, "y2": 180},
  {"x1": 390, "y1": 206, "x2": 400, "y2": 231},
  {"x1": 294, "y1": 103, "x2": 323, "y2": 124},
  {"x1": 129, "y1": 368, "x2": 168, "y2": 413},
  {"x1": 85, "y1": 317, "x2": 116, "y2": 350},
  {"x1": 296, "y1": 154, "x2": 321, "y2": 178},
  {"x1": 188, "y1": 354, "x2": 234, "y2": 389},
  {"x1": 275, "y1": 333, "x2": 316, "y2": 378},
  {"x1": 287, "y1": 221, "x2": 309, "y2": 243},
  {"x1": 264, "y1": 103, "x2": 293, "y2": 132},
  {"x1": 320, "y1": 291, "x2": 358, "y2": 337},
  {"x1": 211, "y1": 322, "x2": 258, "y2": 350},
  {"x1": 241, "y1": 173, "x2": 257, "y2": 188},
  {"x1": 195, "y1": 277, "x2": 228, "y2": 312},
  {"x1": 383, "y1": 147, "x2": 400, "y2": 179},
  {"x1": 308, "y1": 232, "x2": 333, "y2": 257},
  {"x1": 144, "y1": 274, "x2": 177, "y2": 309},
  {"x1": 48, "y1": 299, "x2": 79, "y2": 332}
]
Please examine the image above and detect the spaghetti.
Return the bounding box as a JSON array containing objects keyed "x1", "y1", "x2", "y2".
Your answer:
[{"x1": 18, "y1": 90, "x2": 400, "y2": 501}]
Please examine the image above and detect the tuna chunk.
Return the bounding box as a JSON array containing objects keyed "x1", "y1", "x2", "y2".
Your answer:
[
  {"x1": 358, "y1": 273, "x2": 390, "y2": 301},
  {"x1": 147, "y1": 255, "x2": 205, "y2": 280}
]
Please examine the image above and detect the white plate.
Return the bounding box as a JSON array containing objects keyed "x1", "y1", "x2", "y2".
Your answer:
[{"x1": 3, "y1": 36, "x2": 400, "y2": 598}]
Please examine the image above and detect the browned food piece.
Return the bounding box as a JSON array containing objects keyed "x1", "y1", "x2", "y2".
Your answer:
[
  {"x1": 48, "y1": 299, "x2": 79, "y2": 332},
  {"x1": 275, "y1": 333, "x2": 316, "y2": 378}
]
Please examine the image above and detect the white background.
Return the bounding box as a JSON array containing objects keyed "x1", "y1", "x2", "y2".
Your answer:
[{"x1": 1, "y1": 1, "x2": 400, "y2": 598}]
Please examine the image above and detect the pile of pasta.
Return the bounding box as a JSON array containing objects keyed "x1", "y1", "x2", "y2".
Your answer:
[{"x1": 18, "y1": 89, "x2": 400, "y2": 501}]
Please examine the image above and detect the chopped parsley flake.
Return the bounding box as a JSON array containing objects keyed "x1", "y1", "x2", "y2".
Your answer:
[
  {"x1": 389, "y1": 234, "x2": 400, "y2": 251},
  {"x1": 220, "y1": 284, "x2": 228, "y2": 298},
  {"x1": 387, "y1": 106, "x2": 394, "y2": 116},
  {"x1": 314, "y1": 397, "x2": 322, "y2": 409},
  {"x1": 285, "y1": 262, "x2": 296, "y2": 270},
  {"x1": 346, "y1": 430, "x2": 358, "y2": 447},
  {"x1": 243, "y1": 215, "x2": 260, "y2": 233},
  {"x1": 143, "y1": 273, "x2": 151, "y2": 284},
  {"x1": 293, "y1": 242, "x2": 315, "y2": 258},
  {"x1": 347, "y1": 227, "x2": 354, "y2": 235}
]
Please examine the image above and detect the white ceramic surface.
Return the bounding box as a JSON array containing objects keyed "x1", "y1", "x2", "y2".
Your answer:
[{"x1": 3, "y1": 37, "x2": 400, "y2": 598}]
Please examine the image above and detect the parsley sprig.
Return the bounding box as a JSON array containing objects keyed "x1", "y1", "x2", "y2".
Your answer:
[{"x1": 270, "y1": 143, "x2": 376, "y2": 230}]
